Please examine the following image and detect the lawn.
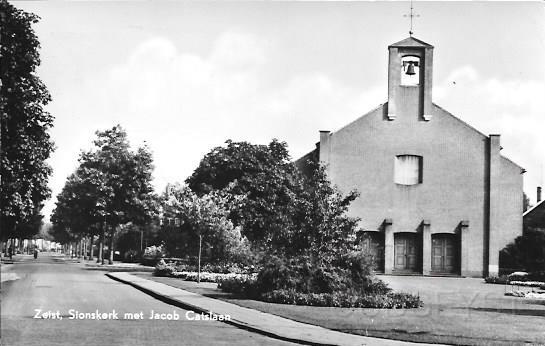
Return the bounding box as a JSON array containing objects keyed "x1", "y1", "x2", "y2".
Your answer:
[{"x1": 134, "y1": 273, "x2": 545, "y2": 345}]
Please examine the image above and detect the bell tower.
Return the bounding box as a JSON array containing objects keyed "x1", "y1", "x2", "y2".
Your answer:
[{"x1": 386, "y1": 37, "x2": 434, "y2": 121}]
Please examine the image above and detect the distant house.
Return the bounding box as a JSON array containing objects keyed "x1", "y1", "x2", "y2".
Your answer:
[
  {"x1": 523, "y1": 187, "x2": 544, "y2": 230},
  {"x1": 297, "y1": 36, "x2": 524, "y2": 277}
]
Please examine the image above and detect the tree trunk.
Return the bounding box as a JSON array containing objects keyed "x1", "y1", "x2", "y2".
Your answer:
[
  {"x1": 89, "y1": 235, "x2": 94, "y2": 261},
  {"x1": 98, "y1": 230, "x2": 104, "y2": 264},
  {"x1": 108, "y1": 226, "x2": 114, "y2": 265},
  {"x1": 140, "y1": 230, "x2": 143, "y2": 252},
  {"x1": 83, "y1": 237, "x2": 87, "y2": 260},
  {"x1": 197, "y1": 234, "x2": 202, "y2": 284}
]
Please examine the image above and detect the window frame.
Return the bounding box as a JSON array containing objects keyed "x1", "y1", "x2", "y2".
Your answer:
[{"x1": 394, "y1": 154, "x2": 423, "y2": 186}]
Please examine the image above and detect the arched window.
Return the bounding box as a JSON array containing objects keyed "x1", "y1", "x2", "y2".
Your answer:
[
  {"x1": 394, "y1": 155, "x2": 423, "y2": 185},
  {"x1": 401, "y1": 56, "x2": 420, "y2": 86}
]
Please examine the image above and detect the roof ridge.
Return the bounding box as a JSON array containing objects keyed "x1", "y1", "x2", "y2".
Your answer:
[{"x1": 389, "y1": 36, "x2": 434, "y2": 48}]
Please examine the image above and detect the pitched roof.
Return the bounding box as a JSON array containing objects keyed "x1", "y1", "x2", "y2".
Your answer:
[
  {"x1": 389, "y1": 36, "x2": 434, "y2": 49},
  {"x1": 523, "y1": 199, "x2": 545, "y2": 228},
  {"x1": 524, "y1": 199, "x2": 545, "y2": 218}
]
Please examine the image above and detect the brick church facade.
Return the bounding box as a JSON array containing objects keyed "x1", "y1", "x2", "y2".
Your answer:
[{"x1": 298, "y1": 37, "x2": 524, "y2": 277}]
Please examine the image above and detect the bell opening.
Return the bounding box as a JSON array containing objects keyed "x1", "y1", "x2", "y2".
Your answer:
[{"x1": 401, "y1": 56, "x2": 420, "y2": 86}]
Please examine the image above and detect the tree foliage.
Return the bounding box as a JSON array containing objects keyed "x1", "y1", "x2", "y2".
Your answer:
[
  {"x1": 51, "y1": 125, "x2": 157, "y2": 245},
  {"x1": 185, "y1": 139, "x2": 370, "y2": 294},
  {"x1": 186, "y1": 140, "x2": 303, "y2": 245},
  {"x1": 186, "y1": 139, "x2": 361, "y2": 259},
  {"x1": 292, "y1": 160, "x2": 360, "y2": 259},
  {"x1": 0, "y1": 2, "x2": 54, "y2": 239},
  {"x1": 523, "y1": 192, "x2": 531, "y2": 213},
  {"x1": 500, "y1": 227, "x2": 545, "y2": 274},
  {"x1": 160, "y1": 183, "x2": 249, "y2": 262}
]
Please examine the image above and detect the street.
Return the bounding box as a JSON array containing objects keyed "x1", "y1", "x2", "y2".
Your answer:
[{"x1": 0, "y1": 253, "x2": 296, "y2": 346}]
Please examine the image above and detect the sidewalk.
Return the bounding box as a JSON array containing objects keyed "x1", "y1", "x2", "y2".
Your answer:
[
  {"x1": 59, "y1": 256, "x2": 155, "y2": 272},
  {"x1": 0, "y1": 261, "x2": 18, "y2": 283},
  {"x1": 83, "y1": 260, "x2": 154, "y2": 272},
  {"x1": 107, "y1": 272, "x2": 444, "y2": 346}
]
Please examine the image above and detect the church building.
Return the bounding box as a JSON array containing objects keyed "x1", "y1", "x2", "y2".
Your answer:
[{"x1": 298, "y1": 36, "x2": 524, "y2": 277}]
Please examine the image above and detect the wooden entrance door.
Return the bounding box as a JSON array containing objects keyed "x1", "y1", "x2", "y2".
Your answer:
[
  {"x1": 361, "y1": 232, "x2": 384, "y2": 272},
  {"x1": 431, "y1": 234, "x2": 457, "y2": 274},
  {"x1": 394, "y1": 233, "x2": 418, "y2": 272}
]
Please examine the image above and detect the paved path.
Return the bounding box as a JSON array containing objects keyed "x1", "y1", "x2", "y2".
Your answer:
[
  {"x1": 108, "y1": 272, "x2": 444, "y2": 346},
  {"x1": 0, "y1": 253, "x2": 297, "y2": 346}
]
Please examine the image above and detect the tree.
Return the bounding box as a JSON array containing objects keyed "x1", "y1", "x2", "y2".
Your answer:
[
  {"x1": 51, "y1": 125, "x2": 157, "y2": 264},
  {"x1": 186, "y1": 139, "x2": 361, "y2": 257},
  {"x1": 523, "y1": 192, "x2": 532, "y2": 213},
  {"x1": 0, "y1": 2, "x2": 54, "y2": 241},
  {"x1": 186, "y1": 140, "x2": 303, "y2": 245},
  {"x1": 162, "y1": 184, "x2": 248, "y2": 281},
  {"x1": 500, "y1": 227, "x2": 545, "y2": 274},
  {"x1": 246, "y1": 159, "x2": 370, "y2": 296},
  {"x1": 50, "y1": 170, "x2": 104, "y2": 259},
  {"x1": 291, "y1": 160, "x2": 360, "y2": 260}
]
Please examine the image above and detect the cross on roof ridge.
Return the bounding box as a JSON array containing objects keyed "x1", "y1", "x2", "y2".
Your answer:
[{"x1": 403, "y1": 0, "x2": 420, "y2": 37}]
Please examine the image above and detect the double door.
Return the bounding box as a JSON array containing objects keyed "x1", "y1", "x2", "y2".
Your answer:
[
  {"x1": 394, "y1": 233, "x2": 418, "y2": 272},
  {"x1": 431, "y1": 234, "x2": 457, "y2": 274},
  {"x1": 361, "y1": 232, "x2": 385, "y2": 272}
]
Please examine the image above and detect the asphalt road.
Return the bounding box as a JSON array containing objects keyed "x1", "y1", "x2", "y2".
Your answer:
[{"x1": 0, "y1": 253, "x2": 296, "y2": 346}]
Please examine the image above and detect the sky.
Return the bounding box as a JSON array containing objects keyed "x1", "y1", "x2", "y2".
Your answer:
[{"x1": 12, "y1": 1, "x2": 545, "y2": 221}]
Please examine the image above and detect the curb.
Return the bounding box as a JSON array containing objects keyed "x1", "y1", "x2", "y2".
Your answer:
[
  {"x1": 86, "y1": 265, "x2": 154, "y2": 272},
  {"x1": 106, "y1": 272, "x2": 334, "y2": 346}
]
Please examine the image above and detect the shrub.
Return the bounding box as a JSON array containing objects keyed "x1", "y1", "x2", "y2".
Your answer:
[
  {"x1": 123, "y1": 249, "x2": 140, "y2": 263},
  {"x1": 217, "y1": 275, "x2": 259, "y2": 297},
  {"x1": 259, "y1": 289, "x2": 422, "y2": 308},
  {"x1": 484, "y1": 275, "x2": 509, "y2": 284},
  {"x1": 528, "y1": 271, "x2": 545, "y2": 282},
  {"x1": 255, "y1": 255, "x2": 309, "y2": 293},
  {"x1": 142, "y1": 245, "x2": 165, "y2": 266},
  {"x1": 154, "y1": 259, "x2": 176, "y2": 276},
  {"x1": 252, "y1": 253, "x2": 389, "y2": 296},
  {"x1": 508, "y1": 272, "x2": 529, "y2": 282},
  {"x1": 500, "y1": 228, "x2": 545, "y2": 274},
  {"x1": 200, "y1": 262, "x2": 254, "y2": 274}
]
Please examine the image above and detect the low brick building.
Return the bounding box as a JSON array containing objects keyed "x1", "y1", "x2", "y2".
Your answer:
[
  {"x1": 298, "y1": 36, "x2": 524, "y2": 277},
  {"x1": 523, "y1": 187, "x2": 544, "y2": 231}
]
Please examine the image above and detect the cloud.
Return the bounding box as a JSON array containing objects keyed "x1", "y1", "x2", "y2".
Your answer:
[{"x1": 95, "y1": 32, "x2": 384, "y2": 187}]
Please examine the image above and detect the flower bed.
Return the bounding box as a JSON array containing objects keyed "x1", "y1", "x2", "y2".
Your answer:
[
  {"x1": 505, "y1": 290, "x2": 545, "y2": 299},
  {"x1": 168, "y1": 271, "x2": 257, "y2": 283},
  {"x1": 153, "y1": 259, "x2": 256, "y2": 282},
  {"x1": 509, "y1": 281, "x2": 545, "y2": 288},
  {"x1": 217, "y1": 274, "x2": 422, "y2": 308},
  {"x1": 484, "y1": 275, "x2": 545, "y2": 288},
  {"x1": 260, "y1": 289, "x2": 423, "y2": 308},
  {"x1": 484, "y1": 275, "x2": 509, "y2": 284},
  {"x1": 154, "y1": 259, "x2": 423, "y2": 308}
]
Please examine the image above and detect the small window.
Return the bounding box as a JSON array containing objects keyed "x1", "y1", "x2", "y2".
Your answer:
[
  {"x1": 394, "y1": 155, "x2": 423, "y2": 185},
  {"x1": 401, "y1": 56, "x2": 420, "y2": 86}
]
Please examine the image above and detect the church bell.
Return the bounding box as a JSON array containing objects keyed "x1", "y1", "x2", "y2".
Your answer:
[{"x1": 405, "y1": 62, "x2": 416, "y2": 75}]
